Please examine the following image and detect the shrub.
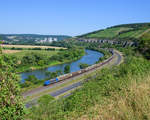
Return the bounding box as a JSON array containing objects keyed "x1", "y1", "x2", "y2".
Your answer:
[
  {"x1": 79, "y1": 63, "x2": 89, "y2": 69},
  {"x1": 64, "y1": 65, "x2": 70, "y2": 74},
  {"x1": 38, "y1": 95, "x2": 54, "y2": 106},
  {"x1": 0, "y1": 42, "x2": 25, "y2": 119}
]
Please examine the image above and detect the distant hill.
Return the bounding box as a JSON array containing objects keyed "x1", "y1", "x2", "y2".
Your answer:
[
  {"x1": 77, "y1": 23, "x2": 150, "y2": 42},
  {"x1": 0, "y1": 34, "x2": 71, "y2": 44}
]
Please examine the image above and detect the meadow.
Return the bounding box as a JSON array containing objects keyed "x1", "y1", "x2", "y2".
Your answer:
[
  {"x1": 79, "y1": 23, "x2": 150, "y2": 41},
  {"x1": 85, "y1": 27, "x2": 132, "y2": 38},
  {"x1": 2, "y1": 44, "x2": 65, "y2": 49},
  {"x1": 6, "y1": 50, "x2": 58, "y2": 59}
]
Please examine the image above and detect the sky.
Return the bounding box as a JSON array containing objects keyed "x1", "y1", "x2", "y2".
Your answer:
[{"x1": 0, "y1": 0, "x2": 150, "y2": 36}]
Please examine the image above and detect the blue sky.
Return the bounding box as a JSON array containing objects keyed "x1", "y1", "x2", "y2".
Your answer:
[{"x1": 0, "y1": 0, "x2": 150, "y2": 36}]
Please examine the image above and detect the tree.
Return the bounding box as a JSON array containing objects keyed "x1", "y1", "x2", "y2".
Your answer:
[
  {"x1": 38, "y1": 60, "x2": 44, "y2": 66},
  {"x1": 138, "y1": 33, "x2": 150, "y2": 59},
  {"x1": 25, "y1": 75, "x2": 39, "y2": 84},
  {"x1": 56, "y1": 70, "x2": 62, "y2": 75},
  {"x1": 79, "y1": 63, "x2": 89, "y2": 69},
  {"x1": 0, "y1": 41, "x2": 25, "y2": 119},
  {"x1": 45, "y1": 71, "x2": 52, "y2": 78},
  {"x1": 22, "y1": 54, "x2": 36, "y2": 65},
  {"x1": 50, "y1": 72, "x2": 58, "y2": 79},
  {"x1": 64, "y1": 65, "x2": 70, "y2": 74}
]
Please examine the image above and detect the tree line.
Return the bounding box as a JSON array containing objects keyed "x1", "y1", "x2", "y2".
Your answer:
[{"x1": 4, "y1": 47, "x2": 84, "y2": 72}]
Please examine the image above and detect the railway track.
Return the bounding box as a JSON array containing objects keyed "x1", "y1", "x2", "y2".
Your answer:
[{"x1": 24, "y1": 50, "x2": 123, "y2": 108}]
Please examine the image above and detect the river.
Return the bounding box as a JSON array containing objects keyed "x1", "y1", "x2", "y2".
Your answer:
[{"x1": 21, "y1": 49, "x2": 103, "y2": 82}]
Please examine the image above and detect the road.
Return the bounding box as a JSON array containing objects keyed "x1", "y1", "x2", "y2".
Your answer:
[
  {"x1": 50, "y1": 82, "x2": 81, "y2": 97},
  {"x1": 25, "y1": 50, "x2": 123, "y2": 108},
  {"x1": 112, "y1": 50, "x2": 123, "y2": 65}
]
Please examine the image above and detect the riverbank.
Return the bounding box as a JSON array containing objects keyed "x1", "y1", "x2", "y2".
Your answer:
[
  {"x1": 21, "y1": 49, "x2": 104, "y2": 81},
  {"x1": 24, "y1": 50, "x2": 122, "y2": 108},
  {"x1": 4, "y1": 48, "x2": 85, "y2": 73},
  {"x1": 17, "y1": 55, "x2": 84, "y2": 73},
  {"x1": 21, "y1": 49, "x2": 104, "y2": 92},
  {"x1": 28, "y1": 47, "x2": 150, "y2": 120}
]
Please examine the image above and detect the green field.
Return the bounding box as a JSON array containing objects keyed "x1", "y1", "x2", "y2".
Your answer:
[
  {"x1": 118, "y1": 28, "x2": 149, "y2": 38},
  {"x1": 8, "y1": 50, "x2": 58, "y2": 59},
  {"x1": 79, "y1": 23, "x2": 150, "y2": 40},
  {"x1": 5, "y1": 50, "x2": 60, "y2": 73},
  {"x1": 85, "y1": 27, "x2": 132, "y2": 38}
]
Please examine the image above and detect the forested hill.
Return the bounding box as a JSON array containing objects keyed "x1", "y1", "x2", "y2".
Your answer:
[
  {"x1": 1, "y1": 34, "x2": 71, "y2": 45},
  {"x1": 77, "y1": 23, "x2": 150, "y2": 42}
]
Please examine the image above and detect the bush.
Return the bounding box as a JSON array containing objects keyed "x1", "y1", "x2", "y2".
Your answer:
[
  {"x1": 138, "y1": 33, "x2": 150, "y2": 59},
  {"x1": 32, "y1": 47, "x2": 42, "y2": 50},
  {"x1": 38, "y1": 95, "x2": 54, "y2": 106},
  {"x1": 79, "y1": 63, "x2": 89, "y2": 69},
  {"x1": 25, "y1": 75, "x2": 39, "y2": 84},
  {"x1": 64, "y1": 65, "x2": 70, "y2": 74},
  {"x1": 20, "y1": 81, "x2": 32, "y2": 88},
  {"x1": 28, "y1": 48, "x2": 150, "y2": 120},
  {"x1": 45, "y1": 48, "x2": 55, "y2": 51},
  {"x1": 0, "y1": 43, "x2": 25, "y2": 119}
]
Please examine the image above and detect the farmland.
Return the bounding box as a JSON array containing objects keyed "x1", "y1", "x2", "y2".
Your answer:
[
  {"x1": 2, "y1": 44, "x2": 65, "y2": 49},
  {"x1": 5, "y1": 50, "x2": 59, "y2": 59},
  {"x1": 79, "y1": 23, "x2": 150, "y2": 41},
  {"x1": 2, "y1": 50, "x2": 21, "y2": 54},
  {"x1": 84, "y1": 27, "x2": 132, "y2": 38}
]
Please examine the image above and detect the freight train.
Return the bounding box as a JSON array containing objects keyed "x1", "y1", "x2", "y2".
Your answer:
[{"x1": 44, "y1": 49, "x2": 114, "y2": 86}]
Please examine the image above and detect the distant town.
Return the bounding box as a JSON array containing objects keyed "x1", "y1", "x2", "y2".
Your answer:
[
  {"x1": 0, "y1": 34, "x2": 71, "y2": 44},
  {"x1": 37, "y1": 37, "x2": 58, "y2": 43}
]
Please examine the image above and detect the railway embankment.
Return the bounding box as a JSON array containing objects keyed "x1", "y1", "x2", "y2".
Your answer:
[{"x1": 24, "y1": 50, "x2": 123, "y2": 107}]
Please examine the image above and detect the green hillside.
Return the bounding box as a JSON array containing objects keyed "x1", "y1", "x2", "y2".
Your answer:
[
  {"x1": 26, "y1": 23, "x2": 150, "y2": 120},
  {"x1": 78, "y1": 23, "x2": 150, "y2": 40},
  {"x1": 1, "y1": 23, "x2": 150, "y2": 120}
]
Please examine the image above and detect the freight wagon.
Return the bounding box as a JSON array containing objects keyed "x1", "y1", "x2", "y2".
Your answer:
[{"x1": 44, "y1": 50, "x2": 115, "y2": 86}]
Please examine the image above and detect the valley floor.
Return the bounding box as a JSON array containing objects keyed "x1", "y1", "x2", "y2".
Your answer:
[{"x1": 27, "y1": 48, "x2": 150, "y2": 120}]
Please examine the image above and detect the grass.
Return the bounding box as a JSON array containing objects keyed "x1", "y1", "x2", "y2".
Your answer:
[
  {"x1": 65, "y1": 55, "x2": 150, "y2": 120},
  {"x1": 23, "y1": 52, "x2": 119, "y2": 102},
  {"x1": 2, "y1": 50, "x2": 21, "y2": 54},
  {"x1": 2, "y1": 44, "x2": 65, "y2": 49},
  {"x1": 86, "y1": 27, "x2": 131, "y2": 38},
  {"x1": 5, "y1": 47, "x2": 85, "y2": 73},
  {"x1": 27, "y1": 48, "x2": 150, "y2": 120},
  {"x1": 78, "y1": 74, "x2": 150, "y2": 120},
  {"x1": 80, "y1": 23, "x2": 150, "y2": 40},
  {"x1": 17, "y1": 60, "x2": 61, "y2": 73},
  {"x1": 7, "y1": 49, "x2": 84, "y2": 73},
  {"x1": 8, "y1": 50, "x2": 58, "y2": 59},
  {"x1": 6, "y1": 50, "x2": 60, "y2": 73},
  {"x1": 118, "y1": 28, "x2": 148, "y2": 38}
]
